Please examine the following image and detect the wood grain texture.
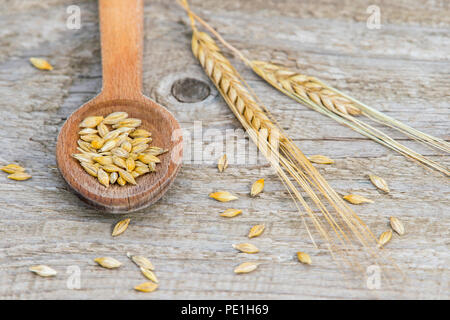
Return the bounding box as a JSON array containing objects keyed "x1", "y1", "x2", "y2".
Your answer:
[{"x1": 0, "y1": 0, "x2": 448, "y2": 299}]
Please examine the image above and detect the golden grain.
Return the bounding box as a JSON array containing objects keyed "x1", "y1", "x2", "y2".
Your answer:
[
  {"x1": 220, "y1": 208, "x2": 242, "y2": 218},
  {"x1": 109, "y1": 171, "x2": 118, "y2": 184},
  {"x1": 97, "y1": 168, "x2": 109, "y2": 187},
  {"x1": 111, "y1": 147, "x2": 129, "y2": 158},
  {"x1": 91, "y1": 138, "x2": 105, "y2": 149},
  {"x1": 99, "y1": 139, "x2": 118, "y2": 153},
  {"x1": 97, "y1": 122, "x2": 109, "y2": 138},
  {"x1": 248, "y1": 224, "x2": 265, "y2": 238},
  {"x1": 72, "y1": 153, "x2": 93, "y2": 163},
  {"x1": 131, "y1": 137, "x2": 152, "y2": 146},
  {"x1": 134, "y1": 165, "x2": 150, "y2": 175},
  {"x1": 130, "y1": 129, "x2": 152, "y2": 138},
  {"x1": 378, "y1": 230, "x2": 392, "y2": 248},
  {"x1": 147, "y1": 147, "x2": 168, "y2": 156},
  {"x1": 79, "y1": 128, "x2": 98, "y2": 135},
  {"x1": 103, "y1": 112, "x2": 129, "y2": 125},
  {"x1": 117, "y1": 176, "x2": 126, "y2": 186},
  {"x1": 93, "y1": 156, "x2": 113, "y2": 166},
  {"x1": 234, "y1": 262, "x2": 258, "y2": 274},
  {"x1": 148, "y1": 162, "x2": 156, "y2": 172},
  {"x1": 140, "y1": 267, "x2": 158, "y2": 283},
  {"x1": 217, "y1": 154, "x2": 228, "y2": 172},
  {"x1": 1, "y1": 164, "x2": 26, "y2": 174},
  {"x1": 250, "y1": 178, "x2": 264, "y2": 197},
  {"x1": 113, "y1": 118, "x2": 142, "y2": 128},
  {"x1": 134, "y1": 282, "x2": 158, "y2": 293},
  {"x1": 119, "y1": 169, "x2": 137, "y2": 185},
  {"x1": 112, "y1": 218, "x2": 130, "y2": 236},
  {"x1": 138, "y1": 154, "x2": 160, "y2": 164},
  {"x1": 102, "y1": 164, "x2": 121, "y2": 173},
  {"x1": 297, "y1": 252, "x2": 312, "y2": 265},
  {"x1": 79, "y1": 116, "x2": 104, "y2": 128},
  {"x1": 127, "y1": 253, "x2": 155, "y2": 270},
  {"x1": 30, "y1": 57, "x2": 53, "y2": 70},
  {"x1": 369, "y1": 174, "x2": 390, "y2": 193},
  {"x1": 390, "y1": 217, "x2": 405, "y2": 236},
  {"x1": 130, "y1": 144, "x2": 147, "y2": 155},
  {"x1": 121, "y1": 141, "x2": 132, "y2": 153},
  {"x1": 343, "y1": 194, "x2": 374, "y2": 205},
  {"x1": 103, "y1": 129, "x2": 121, "y2": 141},
  {"x1": 233, "y1": 243, "x2": 259, "y2": 254},
  {"x1": 209, "y1": 191, "x2": 238, "y2": 202},
  {"x1": 29, "y1": 265, "x2": 57, "y2": 277},
  {"x1": 112, "y1": 156, "x2": 127, "y2": 169},
  {"x1": 308, "y1": 155, "x2": 334, "y2": 164},
  {"x1": 94, "y1": 257, "x2": 122, "y2": 269},
  {"x1": 126, "y1": 158, "x2": 136, "y2": 172}
]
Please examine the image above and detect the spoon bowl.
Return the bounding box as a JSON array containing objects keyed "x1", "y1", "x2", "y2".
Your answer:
[
  {"x1": 56, "y1": 98, "x2": 182, "y2": 213},
  {"x1": 56, "y1": 0, "x2": 182, "y2": 213}
]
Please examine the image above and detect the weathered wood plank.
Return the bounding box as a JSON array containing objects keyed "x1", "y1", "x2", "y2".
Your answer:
[{"x1": 0, "y1": 0, "x2": 448, "y2": 299}]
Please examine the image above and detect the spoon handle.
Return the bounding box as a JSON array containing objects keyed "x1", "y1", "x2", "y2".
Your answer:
[{"x1": 99, "y1": 0, "x2": 143, "y2": 100}]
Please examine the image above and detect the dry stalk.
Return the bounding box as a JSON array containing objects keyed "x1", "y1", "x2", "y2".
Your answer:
[
  {"x1": 181, "y1": 0, "x2": 399, "y2": 277},
  {"x1": 180, "y1": 2, "x2": 449, "y2": 176}
]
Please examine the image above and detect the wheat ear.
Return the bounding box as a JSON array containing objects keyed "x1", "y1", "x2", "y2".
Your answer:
[
  {"x1": 251, "y1": 61, "x2": 449, "y2": 176},
  {"x1": 180, "y1": 4, "x2": 449, "y2": 176},
  {"x1": 182, "y1": 0, "x2": 398, "y2": 276}
]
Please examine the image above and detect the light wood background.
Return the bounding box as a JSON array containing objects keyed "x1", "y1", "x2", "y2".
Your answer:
[{"x1": 0, "y1": 0, "x2": 448, "y2": 299}]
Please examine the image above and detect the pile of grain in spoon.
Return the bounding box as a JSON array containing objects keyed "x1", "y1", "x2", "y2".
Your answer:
[{"x1": 73, "y1": 112, "x2": 168, "y2": 187}]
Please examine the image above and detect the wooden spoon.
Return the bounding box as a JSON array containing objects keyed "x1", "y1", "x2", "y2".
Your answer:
[{"x1": 56, "y1": 0, "x2": 183, "y2": 213}]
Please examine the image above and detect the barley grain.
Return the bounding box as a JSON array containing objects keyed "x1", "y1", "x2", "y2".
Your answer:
[
  {"x1": 121, "y1": 141, "x2": 132, "y2": 153},
  {"x1": 29, "y1": 265, "x2": 57, "y2": 277},
  {"x1": 112, "y1": 218, "x2": 130, "y2": 236},
  {"x1": 97, "y1": 122, "x2": 109, "y2": 138},
  {"x1": 117, "y1": 176, "x2": 126, "y2": 186},
  {"x1": 94, "y1": 257, "x2": 122, "y2": 269},
  {"x1": 297, "y1": 252, "x2": 312, "y2": 265},
  {"x1": 130, "y1": 129, "x2": 152, "y2": 138},
  {"x1": 234, "y1": 262, "x2": 258, "y2": 274},
  {"x1": 103, "y1": 112, "x2": 128, "y2": 125},
  {"x1": 78, "y1": 128, "x2": 98, "y2": 135},
  {"x1": 390, "y1": 217, "x2": 405, "y2": 236},
  {"x1": 369, "y1": 174, "x2": 390, "y2": 193},
  {"x1": 220, "y1": 209, "x2": 242, "y2": 218},
  {"x1": 308, "y1": 155, "x2": 334, "y2": 164},
  {"x1": 102, "y1": 164, "x2": 121, "y2": 173},
  {"x1": 233, "y1": 243, "x2": 259, "y2": 254},
  {"x1": 97, "y1": 168, "x2": 109, "y2": 187},
  {"x1": 110, "y1": 171, "x2": 118, "y2": 184},
  {"x1": 80, "y1": 116, "x2": 104, "y2": 128},
  {"x1": 91, "y1": 138, "x2": 105, "y2": 149},
  {"x1": 134, "y1": 282, "x2": 158, "y2": 292},
  {"x1": 30, "y1": 57, "x2": 53, "y2": 70},
  {"x1": 140, "y1": 267, "x2": 158, "y2": 283},
  {"x1": 1, "y1": 164, "x2": 26, "y2": 174},
  {"x1": 217, "y1": 154, "x2": 228, "y2": 172},
  {"x1": 127, "y1": 253, "x2": 155, "y2": 270},
  {"x1": 119, "y1": 169, "x2": 137, "y2": 185},
  {"x1": 80, "y1": 162, "x2": 98, "y2": 177},
  {"x1": 131, "y1": 143, "x2": 148, "y2": 154},
  {"x1": 248, "y1": 224, "x2": 265, "y2": 238},
  {"x1": 93, "y1": 156, "x2": 113, "y2": 166},
  {"x1": 343, "y1": 194, "x2": 374, "y2": 205},
  {"x1": 113, "y1": 118, "x2": 141, "y2": 128},
  {"x1": 378, "y1": 230, "x2": 392, "y2": 248},
  {"x1": 209, "y1": 191, "x2": 238, "y2": 202},
  {"x1": 250, "y1": 179, "x2": 264, "y2": 197}
]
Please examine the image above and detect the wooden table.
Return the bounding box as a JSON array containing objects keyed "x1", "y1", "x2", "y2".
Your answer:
[{"x1": 0, "y1": 0, "x2": 448, "y2": 299}]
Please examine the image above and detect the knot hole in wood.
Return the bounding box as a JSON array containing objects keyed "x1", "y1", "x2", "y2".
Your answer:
[{"x1": 171, "y1": 78, "x2": 210, "y2": 103}]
